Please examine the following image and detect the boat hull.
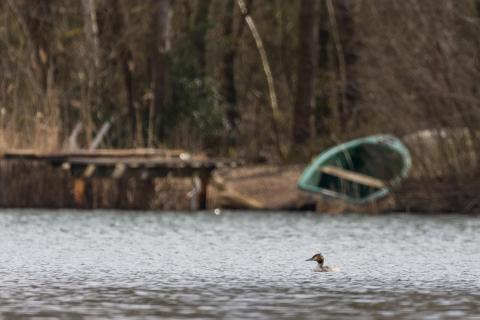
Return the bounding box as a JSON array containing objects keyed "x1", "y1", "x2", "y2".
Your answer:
[{"x1": 298, "y1": 135, "x2": 411, "y2": 204}]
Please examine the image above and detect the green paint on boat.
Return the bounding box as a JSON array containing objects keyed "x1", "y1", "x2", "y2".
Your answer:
[{"x1": 297, "y1": 134, "x2": 411, "y2": 204}]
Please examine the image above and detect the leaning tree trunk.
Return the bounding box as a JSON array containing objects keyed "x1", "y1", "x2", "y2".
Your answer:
[
  {"x1": 237, "y1": 0, "x2": 285, "y2": 159},
  {"x1": 293, "y1": 0, "x2": 318, "y2": 146},
  {"x1": 150, "y1": 0, "x2": 173, "y2": 146}
]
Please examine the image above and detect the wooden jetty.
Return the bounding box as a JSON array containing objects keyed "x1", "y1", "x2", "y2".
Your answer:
[{"x1": 0, "y1": 149, "x2": 216, "y2": 209}]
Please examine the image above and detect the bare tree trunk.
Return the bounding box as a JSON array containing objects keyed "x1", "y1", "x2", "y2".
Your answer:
[
  {"x1": 474, "y1": 0, "x2": 480, "y2": 154},
  {"x1": 315, "y1": 0, "x2": 330, "y2": 137},
  {"x1": 150, "y1": 0, "x2": 173, "y2": 147},
  {"x1": 112, "y1": 1, "x2": 138, "y2": 147},
  {"x1": 193, "y1": 0, "x2": 211, "y2": 77},
  {"x1": 222, "y1": 0, "x2": 238, "y2": 131},
  {"x1": 82, "y1": 0, "x2": 100, "y2": 145},
  {"x1": 330, "y1": 0, "x2": 358, "y2": 131},
  {"x1": 293, "y1": 0, "x2": 318, "y2": 146},
  {"x1": 122, "y1": 50, "x2": 137, "y2": 146},
  {"x1": 237, "y1": 0, "x2": 285, "y2": 159},
  {"x1": 318, "y1": 0, "x2": 330, "y2": 71},
  {"x1": 326, "y1": 0, "x2": 346, "y2": 133},
  {"x1": 22, "y1": 1, "x2": 52, "y2": 93}
]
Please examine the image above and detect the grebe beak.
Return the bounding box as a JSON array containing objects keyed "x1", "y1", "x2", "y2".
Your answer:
[{"x1": 305, "y1": 257, "x2": 314, "y2": 261}]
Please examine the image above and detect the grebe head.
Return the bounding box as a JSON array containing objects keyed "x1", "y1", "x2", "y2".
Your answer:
[{"x1": 305, "y1": 253, "x2": 325, "y2": 267}]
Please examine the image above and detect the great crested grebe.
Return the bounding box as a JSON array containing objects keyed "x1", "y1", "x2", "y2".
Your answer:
[{"x1": 305, "y1": 253, "x2": 340, "y2": 272}]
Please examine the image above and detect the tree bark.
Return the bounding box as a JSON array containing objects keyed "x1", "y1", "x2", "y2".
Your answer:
[
  {"x1": 332, "y1": 0, "x2": 358, "y2": 130},
  {"x1": 193, "y1": 0, "x2": 211, "y2": 77},
  {"x1": 111, "y1": 1, "x2": 138, "y2": 147},
  {"x1": 293, "y1": 0, "x2": 318, "y2": 145},
  {"x1": 314, "y1": 0, "x2": 330, "y2": 136},
  {"x1": 150, "y1": 0, "x2": 173, "y2": 146},
  {"x1": 22, "y1": 1, "x2": 52, "y2": 93},
  {"x1": 318, "y1": 0, "x2": 330, "y2": 71},
  {"x1": 237, "y1": 0, "x2": 285, "y2": 159},
  {"x1": 222, "y1": 0, "x2": 238, "y2": 131},
  {"x1": 82, "y1": 0, "x2": 100, "y2": 145}
]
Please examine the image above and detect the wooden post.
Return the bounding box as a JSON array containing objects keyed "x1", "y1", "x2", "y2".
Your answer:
[
  {"x1": 73, "y1": 175, "x2": 93, "y2": 208},
  {"x1": 190, "y1": 175, "x2": 199, "y2": 211},
  {"x1": 197, "y1": 172, "x2": 210, "y2": 210},
  {"x1": 73, "y1": 178, "x2": 87, "y2": 207}
]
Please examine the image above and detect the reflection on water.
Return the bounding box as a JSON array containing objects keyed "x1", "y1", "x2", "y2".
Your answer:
[{"x1": 0, "y1": 210, "x2": 479, "y2": 319}]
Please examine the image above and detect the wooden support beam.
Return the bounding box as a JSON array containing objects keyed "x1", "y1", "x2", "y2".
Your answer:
[
  {"x1": 69, "y1": 162, "x2": 214, "y2": 179},
  {"x1": 1, "y1": 149, "x2": 218, "y2": 210},
  {"x1": 197, "y1": 173, "x2": 210, "y2": 210},
  {"x1": 83, "y1": 164, "x2": 96, "y2": 177},
  {"x1": 0, "y1": 148, "x2": 189, "y2": 161},
  {"x1": 320, "y1": 165, "x2": 386, "y2": 189},
  {"x1": 111, "y1": 163, "x2": 126, "y2": 178},
  {"x1": 73, "y1": 178, "x2": 86, "y2": 206}
]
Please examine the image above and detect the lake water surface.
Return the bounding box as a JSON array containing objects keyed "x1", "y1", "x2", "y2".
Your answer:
[{"x1": 0, "y1": 209, "x2": 479, "y2": 319}]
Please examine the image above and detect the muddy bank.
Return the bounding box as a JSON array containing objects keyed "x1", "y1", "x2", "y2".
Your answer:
[
  {"x1": 0, "y1": 159, "x2": 478, "y2": 213},
  {"x1": 209, "y1": 165, "x2": 480, "y2": 214}
]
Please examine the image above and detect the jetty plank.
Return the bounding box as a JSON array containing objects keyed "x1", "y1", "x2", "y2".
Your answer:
[
  {"x1": 0, "y1": 148, "x2": 187, "y2": 159},
  {"x1": 0, "y1": 149, "x2": 217, "y2": 210}
]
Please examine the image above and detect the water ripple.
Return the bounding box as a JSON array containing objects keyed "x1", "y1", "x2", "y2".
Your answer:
[{"x1": 0, "y1": 210, "x2": 479, "y2": 319}]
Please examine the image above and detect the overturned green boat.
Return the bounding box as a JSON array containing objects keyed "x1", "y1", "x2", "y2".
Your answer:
[{"x1": 298, "y1": 135, "x2": 411, "y2": 204}]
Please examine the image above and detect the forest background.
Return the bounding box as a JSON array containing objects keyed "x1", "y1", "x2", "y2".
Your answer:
[{"x1": 0, "y1": 0, "x2": 479, "y2": 186}]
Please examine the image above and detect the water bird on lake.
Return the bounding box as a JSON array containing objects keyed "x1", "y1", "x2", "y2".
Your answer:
[{"x1": 306, "y1": 253, "x2": 340, "y2": 272}]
